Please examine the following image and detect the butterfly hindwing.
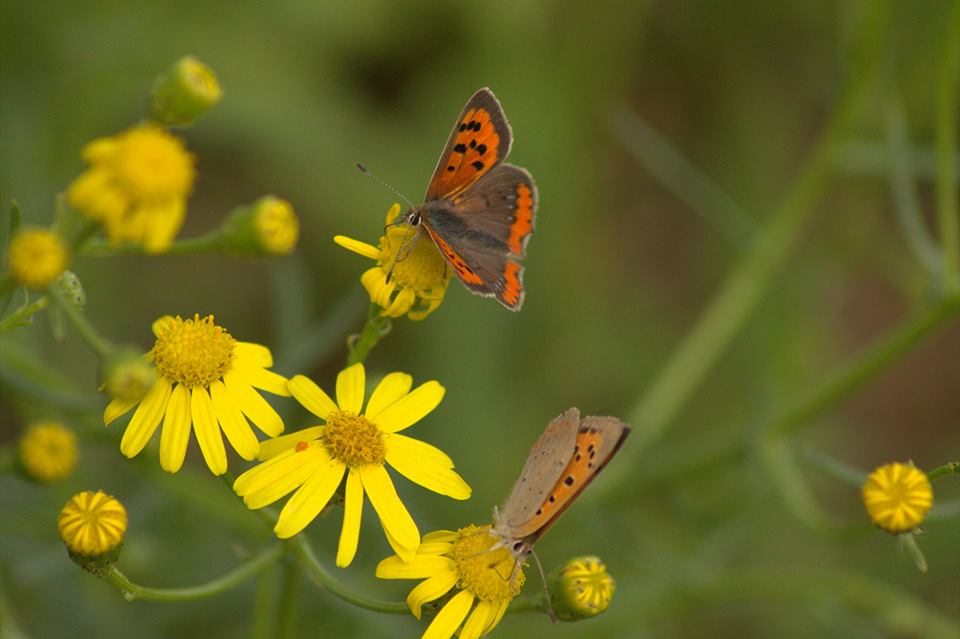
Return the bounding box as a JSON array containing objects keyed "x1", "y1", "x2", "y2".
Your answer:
[
  {"x1": 450, "y1": 164, "x2": 537, "y2": 258},
  {"x1": 425, "y1": 87, "x2": 513, "y2": 201}
]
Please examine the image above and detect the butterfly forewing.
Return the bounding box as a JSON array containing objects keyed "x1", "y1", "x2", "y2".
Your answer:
[{"x1": 425, "y1": 87, "x2": 513, "y2": 201}]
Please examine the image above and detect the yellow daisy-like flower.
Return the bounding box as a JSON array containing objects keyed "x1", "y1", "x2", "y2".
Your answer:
[
  {"x1": 234, "y1": 363, "x2": 470, "y2": 567},
  {"x1": 334, "y1": 204, "x2": 450, "y2": 320},
  {"x1": 104, "y1": 314, "x2": 290, "y2": 475},
  {"x1": 66, "y1": 125, "x2": 195, "y2": 253},
  {"x1": 7, "y1": 227, "x2": 69, "y2": 289},
  {"x1": 377, "y1": 525, "x2": 523, "y2": 639},
  {"x1": 19, "y1": 421, "x2": 78, "y2": 483},
  {"x1": 862, "y1": 462, "x2": 933, "y2": 533},
  {"x1": 549, "y1": 555, "x2": 615, "y2": 620},
  {"x1": 58, "y1": 490, "x2": 128, "y2": 557}
]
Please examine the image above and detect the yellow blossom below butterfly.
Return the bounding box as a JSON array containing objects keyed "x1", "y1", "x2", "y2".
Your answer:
[
  {"x1": 335, "y1": 204, "x2": 450, "y2": 320},
  {"x1": 104, "y1": 314, "x2": 290, "y2": 475},
  {"x1": 67, "y1": 125, "x2": 195, "y2": 253},
  {"x1": 233, "y1": 363, "x2": 471, "y2": 567},
  {"x1": 862, "y1": 462, "x2": 933, "y2": 534},
  {"x1": 376, "y1": 525, "x2": 520, "y2": 639}
]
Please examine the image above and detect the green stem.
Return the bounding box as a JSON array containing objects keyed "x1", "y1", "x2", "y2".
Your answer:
[
  {"x1": 276, "y1": 558, "x2": 302, "y2": 639},
  {"x1": 802, "y1": 449, "x2": 867, "y2": 486},
  {"x1": 102, "y1": 545, "x2": 283, "y2": 602},
  {"x1": 927, "y1": 461, "x2": 959, "y2": 483},
  {"x1": 624, "y1": 0, "x2": 891, "y2": 451},
  {"x1": 249, "y1": 567, "x2": 278, "y2": 639},
  {"x1": 79, "y1": 231, "x2": 223, "y2": 257},
  {"x1": 288, "y1": 535, "x2": 409, "y2": 614},
  {"x1": 0, "y1": 275, "x2": 15, "y2": 301},
  {"x1": 0, "y1": 296, "x2": 49, "y2": 331},
  {"x1": 46, "y1": 285, "x2": 115, "y2": 359},
  {"x1": 346, "y1": 302, "x2": 391, "y2": 366},
  {"x1": 901, "y1": 533, "x2": 928, "y2": 574},
  {"x1": 936, "y1": 3, "x2": 960, "y2": 293}
]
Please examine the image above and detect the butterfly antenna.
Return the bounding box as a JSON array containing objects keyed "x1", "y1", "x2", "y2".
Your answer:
[
  {"x1": 356, "y1": 163, "x2": 417, "y2": 210},
  {"x1": 528, "y1": 549, "x2": 557, "y2": 623}
]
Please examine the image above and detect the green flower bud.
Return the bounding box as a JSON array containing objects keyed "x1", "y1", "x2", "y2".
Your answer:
[
  {"x1": 58, "y1": 270, "x2": 86, "y2": 307},
  {"x1": 150, "y1": 56, "x2": 222, "y2": 127},
  {"x1": 219, "y1": 196, "x2": 299, "y2": 257},
  {"x1": 102, "y1": 348, "x2": 156, "y2": 403},
  {"x1": 548, "y1": 556, "x2": 615, "y2": 621}
]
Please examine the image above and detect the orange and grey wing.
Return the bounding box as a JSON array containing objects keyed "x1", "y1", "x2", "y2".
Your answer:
[
  {"x1": 451, "y1": 164, "x2": 537, "y2": 258},
  {"x1": 425, "y1": 87, "x2": 512, "y2": 201}
]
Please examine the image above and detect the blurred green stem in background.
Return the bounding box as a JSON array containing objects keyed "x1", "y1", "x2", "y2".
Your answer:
[
  {"x1": 276, "y1": 558, "x2": 302, "y2": 639},
  {"x1": 927, "y1": 461, "x2": 960, "y2": 483},
  {"x1": 80, "y1": 231, "x2": 223, "y2": 256},
  {"x1": 622, "y1": 0, "x2": 893, "y2": 453},
  {"x1": 47, "y1": 283, "x2": 114, "y2": 359},
  {"x1": 0, "y1": 294, "x2": 48, "y2": 332},
  {"x1": 936, "y1": 2, "x2": 960, "y2": 293},
  {"x1": 346, "y1": 302, "x2": 391, "y2": 366},
  {"x1": 102, "y1": 545, "x2": 283, "y2": 602}
]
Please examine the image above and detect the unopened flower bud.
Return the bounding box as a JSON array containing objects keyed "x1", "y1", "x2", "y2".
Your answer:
[
  {"x1": 548, "y1": 555, "x2": 616, "y2": 621},
  {"x1": 150, "y1": 56, "x2": 222, "y2": 127},
  {"x1": 219, "y1": 196, "x2": 299, "y2": 257}
]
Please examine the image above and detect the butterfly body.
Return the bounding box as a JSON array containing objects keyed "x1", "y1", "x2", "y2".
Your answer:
[{"x1": 399, "y1": 88, "x2": 537, "y2": 310}]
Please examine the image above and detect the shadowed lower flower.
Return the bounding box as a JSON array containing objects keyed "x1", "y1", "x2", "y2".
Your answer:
[
  {"x1": 19, "y1": 421, "x2": 78, "y2": 483},
  {"x1": 335, "y1": 204, "x2": 450, "y2": 320},
  {"x1": 862, "y1": 462, "x2": 933, "y2": 534},
  {"x1": 376, "y1": 525, "x2": 522, "y2": 639},
  {"x1": 67, "y1": 125, "x2": 195, "y2": 253},
  {"x1": 234, "y1": 363, "x2": 470, "y2": 567},
  {"x1": 104, "y1": 314, "x2": 290, "y2": 475}
]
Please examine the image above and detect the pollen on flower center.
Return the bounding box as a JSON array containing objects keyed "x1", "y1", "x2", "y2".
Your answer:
[
  {"x1": 452, "y1": 525, "x2": 524, "y2": 603},
  {"x1": 379, "y1": 223, "x2": 448, "y2": 290},
  {"x1": 111, "y1": 126, "x2": 194, "y2": 199},
  {"x1": 322, "y1": 410, "x2": 385, "y2": 466},
  {"x1": 151, "y1": 314, "x2": 236, "y2": 387}
]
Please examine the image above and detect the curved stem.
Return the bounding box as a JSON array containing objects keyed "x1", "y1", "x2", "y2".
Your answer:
[
  {"x1": 103, "y1": 544, "x2": 283, "y2": 602},
  {"x1": 936, "y1": 2, "x2": 960, "y2": 293},
  {"x1": 46, "y1": 285, "x2": 115, "y2": 359},
  {"x1": 0, "y1": 296, "x2": 48, "y2": 332},
  {"x1": 79, "y1": 231, "x2": 223, "y2": 257},
  {"x1": 346, "y1": 302, "x2": 391, "y2": 366},
  {"x1": 288, "y1": 535, "x2": 409, "y2": 614}
]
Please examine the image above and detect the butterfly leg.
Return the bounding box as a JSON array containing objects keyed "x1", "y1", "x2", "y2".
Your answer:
[{"x1": 384, "y1": 225, "x2": 423, "y2": 284}]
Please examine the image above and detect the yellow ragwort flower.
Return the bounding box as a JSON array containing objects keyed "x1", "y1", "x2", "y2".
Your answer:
[
  {"x1": 67, "y1": 125, "x2": 195, "y2": 253},
  {"x1": 549, "y1": 555, "x2": 615, "y2": 620},
  {"x1": 335, "y1": 204, "x2": 450, "y2": 320},
  {"x1": 234, "y1": 363, "x2": 470, "y2": 566},
  {"x1": 7, "y1": 228, "x2": 69, "y2": 289},
  {"x1": 58, "y1": 490, "x2": 127, "y2": 556},
  {"x1": 103, "y1": 314, "x2": 290, "y2": 475},
  {"x1": 376, "y1": 525, "x2": 522, "y2": 639},
  {"x1": 19, "y1": 421, "x2": 78, "y2": 483},
  {"x1": 862, "y1": 462, "x2": 933, "y2": 533}
]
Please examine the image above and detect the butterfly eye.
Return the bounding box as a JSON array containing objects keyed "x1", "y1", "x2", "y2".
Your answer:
[
  {"x1": 408, "y1": 211, "x2": 422, "y2": 226},
  {"x1": 512, "y1": 541, "x2": 524, "y2": 552}
]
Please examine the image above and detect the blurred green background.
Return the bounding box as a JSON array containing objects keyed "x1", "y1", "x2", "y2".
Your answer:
[{"x1": 2, "y1": 1, "x2": 958, "y2": 637}]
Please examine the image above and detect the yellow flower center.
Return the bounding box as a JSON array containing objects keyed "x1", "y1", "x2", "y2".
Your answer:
[
  {"x1": 254, "y1": 197, "x2": 299, "y2": 255},
  {"x1": 379, "y1": 222, "x2": 449, "y2": 292},
  {"x1": 862, "y1": 462, "x2": 933, "y2": 533},
  {"x1": 58, "y1": 490, "x2": 128, "y2": 556},
  {"x1": 322, "y1": 410, "x2": 385, "y2": 466},
  {"x1": 110, "y1": 126, "x2": 194, "y2": 200},
  {"x1": 8, "y1": 228, "x2": 69, "y2": 289},
  {"x1": 19, "y1": 422, "x2": 78, "y2": 483},
  {"x1": 451, "y1": 525, "x2": 524, "y2": 603},
  {"x1": 151, "y1": 314, "x2": 236, "y2": 387}
]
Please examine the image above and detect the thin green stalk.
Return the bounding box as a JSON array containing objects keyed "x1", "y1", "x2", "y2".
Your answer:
[
  {"x1": 45, "y1": 285, "x2": 114, "y2": 359},
  {"x1": 605, "y1": 1, "x2": 892, "y2": 489},
  {"x1": 802, "y1": 449, "x2": 868, "y2": 486},
  {"x1": 249, "y1": 567, "x2": 278, "y2": 639},
  {"x1": 276, "y1": 559, "x2": 302, "y2": 639},
  {"x1": 79, "y1": 231, "x2": 223, "y2": 257},
  {"x1": 936, "y1": 3, "x2": 960, "y2": 292},
  {"x1": 288, "y1": 535, "x2": 409, "y2": 614},
  {"x1": 834, "y1": 140, "x2": 946, "y2": 180},
  {"x1": 927, "y1": 461, "x2": 959, "y2": 483},
  {"x1": 102, "y1": 545, "x2": 283, "y2": 602},
  {"x1": 346, "y1": 302, "x2": 391, "y2": 366},
  {"x1": 0, "y1": 296, "x2": 48, "y2": 331}
]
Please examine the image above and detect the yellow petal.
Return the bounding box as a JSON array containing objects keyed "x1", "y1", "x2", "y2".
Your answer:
[
  {"x1": 372, "y1": 381, "x2": 445, "y2": 433},
  {"x1": 159, "y1": 383, "x2": 192, "y2": 473},
  {"x1": 406, "y1": 570, "x2": 458, "y2": 619},
  {"x1": 381, "y1": 286, "x2": 416, "y2": 318},
  {"x1": 236, "y1": 341, "x2": 273, "y2": 367},
  {"x1": 104, "y1": 396, "x2": 139, "y2": 426},
  {"x1": 334, "y1": 235, "x2": 381, "y2": 260},
  {"x1": 336, "y1": 469, "x2": 364, "y2": 568},
  {"x1": 258, "y1": 426, "x2": 325, "y2": 460},
  {"x1": 422, "y1": 590, "x2": 474, "y2": 639},
  {"x1": 359, "y1": 464, "x2": 419, "y2": 551},
  {"x1": 336, "y1": 363, "x2": 365, "y2": 414},
  {"x1": 210, "y1": 380, "x2": 260, "y2": 461},
  {"x1": 274, "y1": 457, "x2": 346, "y2": 538},
  {"x1": 191, "y1": 385, "x2": 227, "y2": 475},
  {"x1": 384, "y1": 203, "x2": 402, "y2": 224},
  {"x1": 484, "y1": 600, "x2": 510, "y2": 634},
  {"x1": 224, "y1": 373, "x2": 284, "y2": 437},
  {"x1": 233, "y1": 362, "x2": 290, "y2": 397},
  {"x1": 234, "y1": 448, "x2": 295, "y2": 495},
  {"x1": 385, "y1": 435, "x2": 470, "y2": 500},
  {"x1": 288, "y1": 375, "x2": 338, "y2": 419},
  {"x1": 141, "y1": 199, "x2": 185, "y2": 253},
  {"x1": 119, "y1": 377, "x2": 171, "y2": 458},
  {"x1": 375, "y1": 555, "x2": 456, "y2": 579},
  {"x1": 242, "y1": 446, "x2": 330, "y2": 509},
  {"x1": 460, "y1": 600, "x2": 494, "y2": 639},
  {"x1": 365, "y1": 372, "x2": 413, "y2": 420},
  {"x1": 383, "y1": 521, "x2": 416, "y2": 563},
  {"x1": 361, "y1": 267, "x2": 395, "y2": 308},
  {"x1": 423, "y1": 530, "x2": 457, "y2": 543},
  {"x1": 151, "y1": 315, "x2": 176, "y2": 338}
]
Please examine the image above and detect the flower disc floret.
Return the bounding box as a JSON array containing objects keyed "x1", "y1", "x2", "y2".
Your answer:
[
  {"x1": 453, "y1": 525, "x2": 524, "y2": 603},
  {"x1": 151, "y1": 314, "x2": 236, "y2": 388},
  {"x1": 323, "y1": 410, "x2": 386, "y2": 466}
]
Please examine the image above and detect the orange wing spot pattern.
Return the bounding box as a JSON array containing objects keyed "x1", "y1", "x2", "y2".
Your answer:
[
  {"x1": 430, "y1": 108, "x2": 501, "y2": 198},
  {"x1": 507, "y1": 183, "x2": 535, "y2": 255},
  {"x1": 498, "y1": 260, "x2": 523, "y2": 309},
  {"x1": 426, "y1": 229, "x2": 484, "y2": 286},
  {"x1": 512, "y1": 428, "x2": 604, "y2": 539}
]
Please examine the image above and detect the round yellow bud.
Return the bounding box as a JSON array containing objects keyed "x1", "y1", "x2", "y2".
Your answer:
[
  {"x1": 19, "y1": 421, "x2": 78, "y2": 483},
  {"x1": 548, "y1": 555, "x2": 616, "y2": 621},
  {"x1": 8, "y1": 228, "x2": 69, "y2": 289},
  {"x1": 58, "y1": 490, "x2": 128, "y2": 559},
  {"x1": 150, "y1": 56, "x2": 222, "y2": 127}
]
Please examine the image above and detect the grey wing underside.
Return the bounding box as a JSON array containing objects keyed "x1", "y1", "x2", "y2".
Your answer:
[
  {"x1": 500, "y1": 407, "x2": 580, "y2": 529},
  {"x1": 451, "y1": 163, "x2": 538, "y2": 258}
]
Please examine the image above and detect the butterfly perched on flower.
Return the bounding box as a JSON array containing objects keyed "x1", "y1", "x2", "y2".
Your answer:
[{"x1": 389, "y1": 87, "x2": 537, "y2": 310}]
